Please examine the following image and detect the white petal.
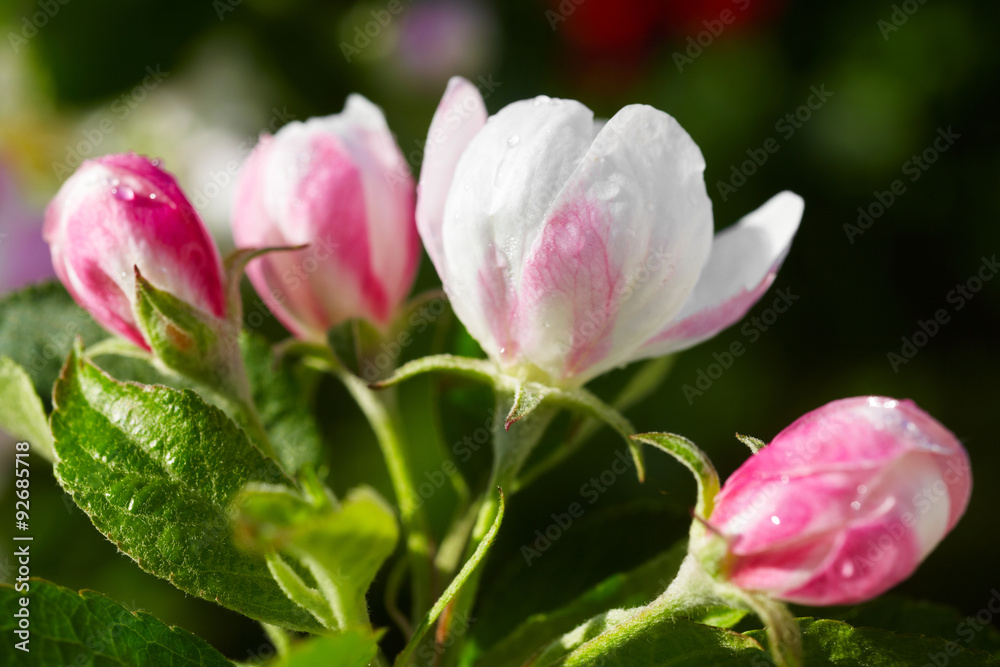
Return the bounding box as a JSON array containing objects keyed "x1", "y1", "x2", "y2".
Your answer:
[
  {"x1": 513, "y1": 104, "x2": 714, "y2": 384},
  {"x1": 637, "y1": 191, "x2": 803, "y2": 359},
  {"x1": 415, "y1": 77, "x2": 487, "y2": 278},
  {"x1": 440, "y1": 95, "x2": 595, "y2": 364}
]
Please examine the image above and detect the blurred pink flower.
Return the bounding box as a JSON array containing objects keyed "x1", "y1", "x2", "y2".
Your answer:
[
  {"x1": 708, "y1": 396, "x2": 972, "y2": 606},
  {"x1": 0, "y1": 162, "x2": 54, "y2": 293},
  {"x1": 232, "y1": 95, "x2": 419, "y2": 341}
]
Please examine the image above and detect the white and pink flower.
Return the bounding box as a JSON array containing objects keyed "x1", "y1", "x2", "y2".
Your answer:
[
  {"x1": 232, "y1": 95, "x2": 419, "y2": 342},
  {"x1": 44, "y1": 153, "x2": 226, "y2": 350},
  {"x1": 416, "y1": 76, "x2": 805, "y2": 387},
  {"x1": 708, "y1": 396, "x2": 972, "y2": 606}
]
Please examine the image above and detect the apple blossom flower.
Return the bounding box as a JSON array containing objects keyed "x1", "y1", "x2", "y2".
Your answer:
[
  {"x1": 706, "y1": 396, "x2": 971, "y2": 606},
  {"x1": 44, "y1": 153, "x2": 226, "y2": 350},
  {"x1": 416, "y1": 76, "x2": 804, "y2": 387},
  {"x1": 232, "y1": 95, "x2": 419, "y2": 342}
]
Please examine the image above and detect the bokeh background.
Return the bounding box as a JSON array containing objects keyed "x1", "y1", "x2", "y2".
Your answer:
[{"x1": 1, "y1": 0, "x2": 998, "y2": 660}]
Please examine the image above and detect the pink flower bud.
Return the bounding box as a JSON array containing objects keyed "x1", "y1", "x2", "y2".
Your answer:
[
  {"x1": 417, "y1": 77, "x2": 804, "y2": 387},
  {"x1": 44, "y1": 153, "x2": 226, "y2": 350},
  {"x1": 232, "y1": 95, "x2": 419, "y2": 341},
  {"x1": 707, "y1": 397, "x2": 971, "y2": 606}
]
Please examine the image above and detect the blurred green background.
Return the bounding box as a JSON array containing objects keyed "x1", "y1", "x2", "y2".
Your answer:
[{"x1": 1, "y1": 0, "x2": 998, "y2": 660}]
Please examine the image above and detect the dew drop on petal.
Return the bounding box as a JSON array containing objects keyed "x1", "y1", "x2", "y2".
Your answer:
[
  {"x1": 507, "y1": 135, "x2": 520, "y2": 147},
  {"x1": 592, "y1": 181, "x2": 620, "y2": 200},
  {"x1": 111, "y1": 185, "x2": 135, "y2": 201},
  {"x1": 857, "y1": 484, "x2": 867, "y2": 495},
  {"x1": 851, "y1": 501, "x2": 861, "y2": 510},
  {"x1": 780, "y1": 475, "x2": 789, "y2": 484},
  {"x1": 841, "y1": 561, "x2": 855, "y2": 578},
  {"x1": 770, "y1": 516, "x2": 780, "y2": 525}
]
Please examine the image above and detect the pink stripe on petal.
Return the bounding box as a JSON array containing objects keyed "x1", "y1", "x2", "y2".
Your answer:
[
  {"x1": 517, "y1": 196, "x2": 623, "y2": 381},
  {"x1": 649, "y1": 269, "x2": 777, "y2": 346},
  {"x1": 777, "y1": 517, "x2": 923, "y2": 605}
]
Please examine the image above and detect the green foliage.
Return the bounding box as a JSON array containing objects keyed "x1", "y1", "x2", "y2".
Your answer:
[
  {"x1": 234, "y1": 483, "x2": 399, "y2": 631},
  {"x1": 241, "y1": 334, "x2": 323, "y2": 474},
  {"x1": 0, "y1": 355, "x2": 54, "y2": 459},
  {"x1": 0, "y1": 579, "x2": 232, "y2": 666},
  {"x1": 748, "y1": 618, "x2": 1000, "y2": 666},
  {"x1": 0, "y1": 282, "x2": 108, "y2": 404},
  {"x1": 270, "y1": 631, "x2": 381, "y2": 667},
  {"x1": 49, "y1": 345, "x2": 322, "y2": 632}
]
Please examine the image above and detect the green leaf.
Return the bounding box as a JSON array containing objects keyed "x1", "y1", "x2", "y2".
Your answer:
[
  {"x1": 0, "y1": 578, "x2": 233, "y2": 666},
  {"x1": 234, "y1": 484, "x2": 399, "y2": 631},
  {"x1": 479, "y1": 541, "x2": 747, "y2": 667},
  {"x1": 271, "y1": 631, "x2": 382, "y2": 667},
  {"x1": 0, "y1": 355, "x2": 54, "y2": 460},
  {"x1": 531, "y1": 612, "x2": 763, "y2": 667},
  {"x1": 822, "y1": 595, "x2": 1000, "y2": 655},
  {"x1": 241, "y1": 334, "x2": 322, "y2": 474},
  {"x1": 371, "y1": 353, "x2": 498, "y2": 389},
  {"x1": 394, "y1": 488, "x2": 506, "y2": 667},
  {"x1": 631, "y1": 432, "x2": 720, "y2": 518},
  {"x1": 133, "y1": 267, "x2": 243, "y2": 395},
  {"x1": 735, "y1": 433, "x2": 767, "y2": 454},
  {"x1": 478, "y1": 541, "x2": 686, "y2": 667},
  {"x1": 50, "y1": 345, "x2": 322, "y2": 633},
  {"x1": 747, "y1": 618, "x2": 1000, "y2": 666},
  {"x1": 0, "y1": 281, "x2": 108, "y2": 404}
]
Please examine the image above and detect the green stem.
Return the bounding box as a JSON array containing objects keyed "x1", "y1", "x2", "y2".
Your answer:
[
  {"x1": 546, "y1": 556, "x2": 800, "y2": 667},
  {"x1": 338, "y1": 370, "x2": 434, "y2": 623},
  {"x1": 439, "y1": 391, "x2": 554, "y2": 664}
]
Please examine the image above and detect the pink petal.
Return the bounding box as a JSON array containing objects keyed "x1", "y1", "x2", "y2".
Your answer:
[{"x1": 638, "y1": 191, "x2": 803, "y2": 358}]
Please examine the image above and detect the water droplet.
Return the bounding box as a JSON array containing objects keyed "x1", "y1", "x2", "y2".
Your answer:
[
  {"x1": 111, "y1": 185, "x2": 135, "y2": 201},
  {"x1": 592, "y1": 181, "x2": 620, "y2": 200},
  {"x1": 770, "y1": 516, "x2": 780, "y2": 525},
  {"x1": 781, "y1": 475, "x2": 789, "y2": 484},
  {"x1": 841, "y1": 561, "x2": 855, "y2": 578},
  {"x1": 151, "y1": 158, "x2": 163, "y2": 167},
  {"x1": 498, "y1": 347, "x2": 506, "y2": 355},
  {"x1": 120, "y1": 271, "x2": 128, "y2": 278},
  {"x1": 851, "y1": 501, "x2": 861, "y2": 510},
  {"x1": 507, "y1": 135, "x2": 520, "y2": 147},
  {"x1": 149, "y1": 193, "x2": 157, "y2": 200},
  {"x1": 857, "y1": 484, "x2": 867, "y2": 495}
]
